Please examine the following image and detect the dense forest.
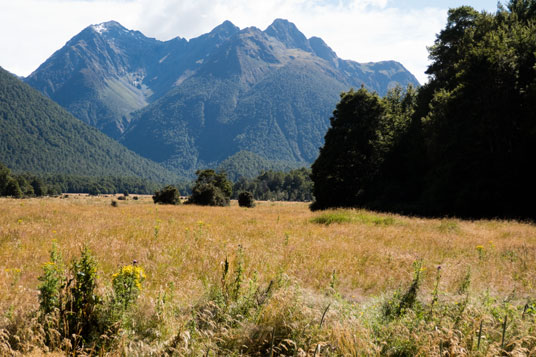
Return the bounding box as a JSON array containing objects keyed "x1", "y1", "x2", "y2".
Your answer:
[
  {"x1": 312, "y1": 1, "x2": 536, "y2": 219},
  {"x1": 233, "y1": 168, "x2": 313, "y2": 202}
]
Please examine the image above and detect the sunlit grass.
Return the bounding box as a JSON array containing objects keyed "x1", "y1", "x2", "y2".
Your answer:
[{"x1": 1, "y1": 196, "x2": 536, "y2": 354}]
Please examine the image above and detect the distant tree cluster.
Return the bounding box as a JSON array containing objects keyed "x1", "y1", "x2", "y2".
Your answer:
[
  {"x1": 0, "y1": 162, "x2": 52, "y2": 197},
  {"x1": 40, "y1": 174, "x2": 170, "y2": 195},
  {"x1": 233, "y1": 168, "x2": 313, "y2": 202},
  {"x1": 312, "y1": 1, "x2": 536, "y2": 219},
  {"x1": 0, "y1": 162, "x2": 185, "y2": 197}
]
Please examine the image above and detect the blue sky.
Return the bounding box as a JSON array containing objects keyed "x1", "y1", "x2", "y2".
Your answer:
[{"x1": 0, "y1": 0, "x2": 500, "y2": 83}]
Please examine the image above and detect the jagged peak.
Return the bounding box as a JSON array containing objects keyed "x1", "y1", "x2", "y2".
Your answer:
[
  {"x1": 309, "y1": 36, "x2": 337, "y2": 62},
  {"x1": 209, "y1": 20, "x2": 240, "y2": 36},
  {"x1": 264, "y1": 18, "x2": 311, "y2": 52},
  {"x1": 266, "y1": 18, "x2": 298, "y2": 32}
]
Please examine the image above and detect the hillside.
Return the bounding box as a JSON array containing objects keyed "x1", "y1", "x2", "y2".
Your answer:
[
  {"x1": 26, "y1": 19, "x2": 419, "y2": 177},
  {"x1": 0, "y1": 66, "x2": 180, "y2": 183}
]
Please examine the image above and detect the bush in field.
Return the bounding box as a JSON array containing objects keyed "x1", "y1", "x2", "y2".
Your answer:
[
  {"x1": 188, "y1": 170, "x2": 232, "y2": 206},
  {"x1": 36, "y1": 244, "x2": 146, "y2": 352},
  {"x1": 37, "y1": 242, "x2": 64, "y2": 315},
  {"x1": 238, "y1": 191, "x2": 255, "y2": 208},
  {"x1": 37, "y1": 245, "x2": 102, "y2": 347},
  {"x1": 153, "y1": 185, "x2": 181, "y2": 205}
]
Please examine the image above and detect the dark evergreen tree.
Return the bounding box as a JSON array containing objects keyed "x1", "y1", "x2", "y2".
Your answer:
[{"x1": 310, "y1": 88, "x2": 387, "y2": 210}]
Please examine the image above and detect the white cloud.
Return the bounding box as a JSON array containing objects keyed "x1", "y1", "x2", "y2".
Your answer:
[{"x1": 0, "y1": 0, "x2": 453, "y2": 83}]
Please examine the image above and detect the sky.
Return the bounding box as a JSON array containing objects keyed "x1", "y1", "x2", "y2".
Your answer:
[{"x1": 0, "y1": 0, "x2": 499, "y2": 84}]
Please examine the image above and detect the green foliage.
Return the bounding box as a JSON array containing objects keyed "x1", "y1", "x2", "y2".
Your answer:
[
  {"x1": 233, "y1": 167, "x2": 313, "y2": 202},
  {"x1": 311, "y1": 210, "x2": 396, "y2": 226},
  {"x1": 37, "y1": 242, "x2": 64, "y2": 315},
  {"x1": 3, "y1": 177, "x2": 22, "y2": 198},
  {"x1": 311, "y1": 86, "x2": 415, "y2": 210},
  {"x1": 311, "y1": 212, "x2": 352, "y2": 225},
  {"x1": 238, "y1": 191, "x2": 255, "y2": 208},
  {"x1": 0, "y1": 161, "x2": 49, "y2": 197},
  {"x1": 37, "y1": 243, "x2": 146, "y2": 352},
  {"x1": 111, "y1": 265, "x2": 146, "y2": 311},
  {"x1": 153, "y1": 185, "x2": 181, "y2": 205},
  {"x1": 188, "y1": 170, "x2": 232, "y2": 206},
  {"x1": 67, "y1": 246, "x2": 101, "y2": 342}
]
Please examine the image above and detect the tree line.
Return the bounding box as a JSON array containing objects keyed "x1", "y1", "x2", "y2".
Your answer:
[
  {"x1": 1, "y1": 161, "x2": 187, "y2": 197},
  {"x1": 232, "y1": 168, "x2": 313, "y2": 202},
  {"x1": 311, "y1": 1, "x2": 536, "y2": 219}
]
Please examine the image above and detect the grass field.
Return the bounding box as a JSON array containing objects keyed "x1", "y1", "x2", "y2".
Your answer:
[{"x1": 1, "y1": 196, "x2": 536, "y2": 355}]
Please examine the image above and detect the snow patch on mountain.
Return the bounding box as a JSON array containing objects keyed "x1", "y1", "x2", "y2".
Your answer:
[{"x1": 92, "y1": 23, "x2": 107, "y2": 34}]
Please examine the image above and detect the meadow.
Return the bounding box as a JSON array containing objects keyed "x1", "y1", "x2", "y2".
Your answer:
[{"x1": 1, "y1": 196, "x2": 536, "y2": 355}]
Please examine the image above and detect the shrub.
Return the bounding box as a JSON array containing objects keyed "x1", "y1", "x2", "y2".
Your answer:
[
  {"x1": 190, "y1": 183, "x2": 228, "y2": 206},
  {"x1": 153, "y1": 185, "x2": 181, "y2": 205},
  {"x1": 188, "y1": 170, "x2": 232, "y2": 206},
  {"x1": 238, "y1": 191, "x2": 255, "y2": 208},
  {"x1": 36, "y1": 244, "x2": 147, "y2": 352},
  {"x1": 112, "y1": 265, "x2": 145, "y2": 311},
  {"x1": 67, "y1": 246, "x2": 102, "y2": 342},
  {"x1": 4, "y1": 178, "x2": 22, "y2": 198},
  {"x1": 38, "y1": 242, "x2": 64, "y2": 314},
  {"x1": 111, "y1": 200, "x2": 118, "y2": 207}
]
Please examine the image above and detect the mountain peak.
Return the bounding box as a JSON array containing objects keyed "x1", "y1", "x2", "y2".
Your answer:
[
  {"x1": 264, "y1": 19, "x2": 311, "y2": 52},
  {"x1": 209, "y1": 20, "x2": 240, "y2": 36},
  {"x1": 90, "y1": 20, "x2": 125, "y2": 34}
]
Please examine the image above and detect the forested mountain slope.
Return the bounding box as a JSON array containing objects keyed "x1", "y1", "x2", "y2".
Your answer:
[{"x1": 0, "y1": 67, "x2": 180, "y2": 183}]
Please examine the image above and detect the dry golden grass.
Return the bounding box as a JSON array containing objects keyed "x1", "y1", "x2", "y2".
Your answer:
[{"x1": 1, "y1": 195, "x2": 536, "y2": 355}]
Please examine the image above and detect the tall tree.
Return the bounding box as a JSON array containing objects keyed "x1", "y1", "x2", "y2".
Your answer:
[{"x1": 311, "y1": 88, "x2": 386, "y2": 210}]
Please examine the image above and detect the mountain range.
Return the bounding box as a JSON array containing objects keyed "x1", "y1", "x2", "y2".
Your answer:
[{"x1": 24, "y1": 19, "x2": 419, "y2": 178}]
